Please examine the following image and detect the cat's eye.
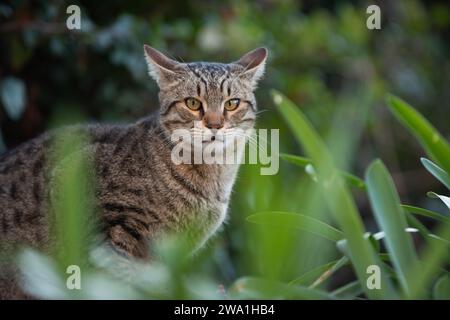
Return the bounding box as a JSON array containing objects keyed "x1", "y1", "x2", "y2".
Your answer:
[
  {"x1": 225, "y1": 98, "x2": 240, "y2": 111},
  {"x1": 185, "y1": 97, "x2": 202, "y2": 111}
]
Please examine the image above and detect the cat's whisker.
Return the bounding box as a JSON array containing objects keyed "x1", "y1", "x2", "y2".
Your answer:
[
  {"x1": 255, "y1": 109, "x2": 269, "y2": 115},
  {"x1": 232, "y1": 132, "x2": 270, "y2": 155}
]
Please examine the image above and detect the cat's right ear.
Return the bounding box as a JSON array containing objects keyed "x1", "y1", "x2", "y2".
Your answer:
[
  {"x1": 143, "y1": 45, "x2": 183, "y2": 86},
  {"x1": 233, "y1": 47, "x2": 268, "y2": 88}
]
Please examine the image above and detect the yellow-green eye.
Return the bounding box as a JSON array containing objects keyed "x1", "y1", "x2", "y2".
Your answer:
[
  {"x1": 225, "y1": 98, "x2": 240, "y2": 111},
  {"x1": 185, "y1": 97, "x2": 202, "y2": 111}
]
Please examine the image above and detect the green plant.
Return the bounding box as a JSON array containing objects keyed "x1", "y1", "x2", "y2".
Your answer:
[{"x1": 244, "y1": 92, "x2": 450, "y2": 299}]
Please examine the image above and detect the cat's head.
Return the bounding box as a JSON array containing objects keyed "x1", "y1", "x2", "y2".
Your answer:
[{"x1": 143, "y1": 45, "x2": 267, "y2": 151}]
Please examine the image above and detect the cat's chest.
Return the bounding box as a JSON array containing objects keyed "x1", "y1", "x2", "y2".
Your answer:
[
  {"x1": 187, "y1": 198, "x2": 229, "y2": 250},
  {"x1": 158, "y1": 165, "x2": 236, "y2": 246},
  {"x1": 177, "y1": 173, "x2": 234, "y2": 225},
  {"x1": 97, "y1": 143, "x2": 238, "y2": 248}
]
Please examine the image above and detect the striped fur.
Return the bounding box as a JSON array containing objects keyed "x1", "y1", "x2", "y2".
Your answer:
[{"x1": 0, "y1": 46, "x2": 267, "y2": 299}]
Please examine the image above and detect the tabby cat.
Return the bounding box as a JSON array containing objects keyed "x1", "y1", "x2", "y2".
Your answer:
[{"x1": 0, "y1": 45, "x2": 267, "y2": 299}]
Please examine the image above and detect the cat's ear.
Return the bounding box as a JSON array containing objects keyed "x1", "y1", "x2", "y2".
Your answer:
[
  {"x1": 234, "y1": 47, "x2": 268, "y2": 86},
  {"x1": 144, "y1": 45, "x2": 183, "y2": 86}
]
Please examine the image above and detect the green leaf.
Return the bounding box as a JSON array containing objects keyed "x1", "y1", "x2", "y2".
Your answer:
[
  {"x1": 339, "y1": 171, "x2": 366, "y2": 189},
  {"x1": 405, "y1": 214, "x2": 432, "y2": 240},
  {"x1": 433, "y1": 275, "x2": 450, "y2": 300},
  {"x1": 338, "y1": 232, "x2": 383, "y2": 254},
  {"x1": 51, "y1": 132, "x2": 95, "y2": 271},
  {"x1": 273, "y1": 90, "x2": 397, "y2": 299},
  {"x1": 409, "y1": 223, "x2": 450, "y2": 298},
  {"x1": 332, "y1": 281, "x2": 363, "y2": 299},
  {"x1": 309, "y1": 256, "x2": 349, "y2": 288},
  {"x1": 280, "y1": 153, "x2": 311, "y2": 167},
  {"x1": 365, "y1": 159, "x2": 419, "y2": 295},
  {"x1": 289, "y1": 259, "x2": 342, "y2": 286},
  {"x1": 272, "y1": 91, "x2": 330, "y2": 163},
  {"x1": 386, "y1": 95, "x2": 450, "y2": 173},
  {"x1": 367, "y1": 233, "x2": 381, "y2": 252},
  {"x1": 289, "y1": 257, "x2": 349, "y2": 287},
  {"x1": 229, "y1": 277, "x2": 335, "y2": 299},
  {"x1": 421, "y1": 158, "x2": 450, "y2": 190},
  {"x1": 427, "y1": 192, "x2": 450, "y2": 211},
  {"x1": 372, "y1": 226, "x2": 449, "y2": 246},
  {"x1": 402, "y1": 205, "x2": 450, "y2": 224},
  {"x1": 281, "y1": 153, "x2": 366, "y2": 189},
  {"x1": 247, "y1": 211, "x2": 344, "y2": 242}
]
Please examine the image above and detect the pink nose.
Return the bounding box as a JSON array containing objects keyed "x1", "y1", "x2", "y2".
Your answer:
[{"x1": 203, "y1": 113, "x2": 224, "y2": 129}]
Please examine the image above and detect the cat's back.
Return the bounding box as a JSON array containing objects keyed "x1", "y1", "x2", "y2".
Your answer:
[
  {"x1": 0, "y1": 131, "x2": 52, "y2": 248},
  {"x1": 0, "y1": 116, "x2": 159, "y2": 248},
  {"x1": 0, "y1": 123, "x2": 123, "y2": 246}
]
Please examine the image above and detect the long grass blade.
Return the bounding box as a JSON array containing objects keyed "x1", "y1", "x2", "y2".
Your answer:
[
  {"x1": 386, "y1": 95, "x2": 450, "y2": 173},
  {"x1": 408, "y1": 222, "x2": 450, "y2": 298},
  {"x1": 365, "y1": 159, "x2": 419, "y2": 296},
  {"x1": 402, "y1": 205, "x2": 450, "y2": 224},
  {"x1": 273, "y1": 90, "x2": 397, "y2": 299},
  {"x1": 421, "y1": 158, "x2": 450, "y2": 190},
  {"x1": 332, "y1": 280, "x2": 363, "y2": 299},
  {"x1": 427, "y1": 192, "x2": 450, "y2": 211}
]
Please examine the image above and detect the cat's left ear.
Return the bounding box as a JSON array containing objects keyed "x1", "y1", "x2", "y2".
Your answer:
[
  {"x1": 143, "y1": 45, "x2": 184, "y2": 87},
  {"x1": 234, "y1": 47, "x2": 268, "y2": 86}
]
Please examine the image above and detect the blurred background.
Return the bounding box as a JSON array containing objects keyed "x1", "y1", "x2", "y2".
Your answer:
[{"x1": 1, "y1": 0, "x2": 449, "y2": 296}]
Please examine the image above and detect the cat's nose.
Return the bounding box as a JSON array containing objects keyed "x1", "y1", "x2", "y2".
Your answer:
[
  {"x1": 206, "y1": 122, "x2": 223, "y2": 129},
  {"x1": 204, "y1": 113, "x2": 224, "y2": 129}
]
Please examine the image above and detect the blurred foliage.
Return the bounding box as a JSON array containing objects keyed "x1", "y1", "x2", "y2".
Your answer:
[{"x1": 1, "y1": 0, "x2": 450, "y2": 299}]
